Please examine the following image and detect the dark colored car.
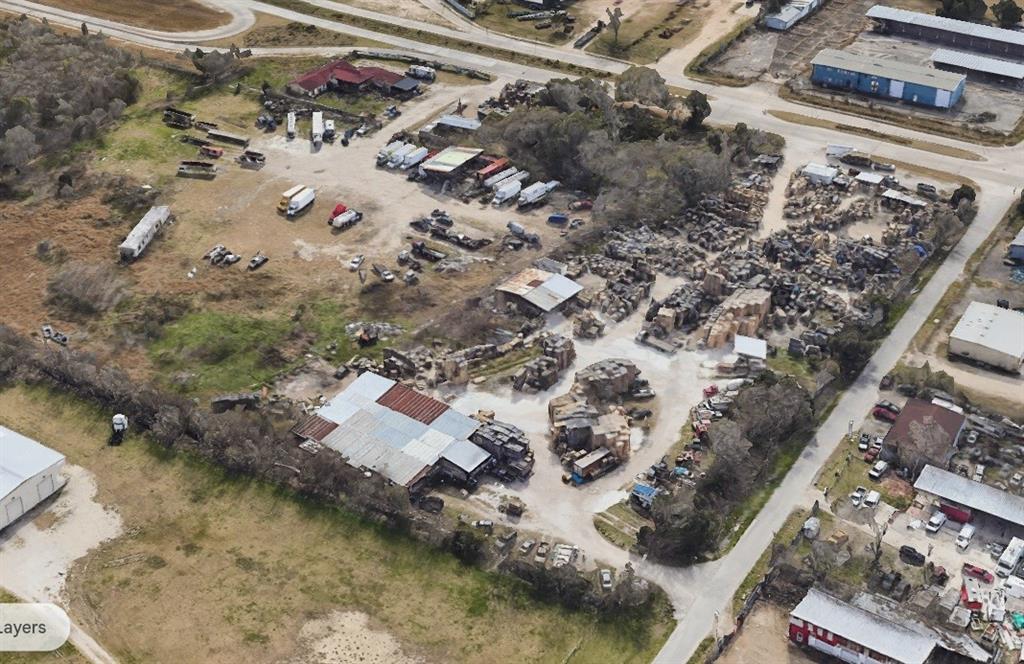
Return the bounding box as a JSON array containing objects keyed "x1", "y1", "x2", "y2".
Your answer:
[
  {"x1": 873, "y1": 407, "x2": 898, "y2": 423},
  {"x1": 876, "y1": 400, "x2": 901, "y2": 415},
  {"x1": 900, "y1": 545, "x2": 926, "y2": 566}
]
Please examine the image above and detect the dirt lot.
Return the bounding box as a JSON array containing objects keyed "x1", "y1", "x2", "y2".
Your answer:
[
  {"x1": 584, "y1": 0, "x2": 714, "y2": 63},
  {"x1": 0, "y1": 385, "x2": 672, "y2": 664},
  {"x1": 34, "y1": 0, "x2": 230, "y2": 31},
  {"x1": 718, "y1": 602, "x2": 815, "y2": 664}
]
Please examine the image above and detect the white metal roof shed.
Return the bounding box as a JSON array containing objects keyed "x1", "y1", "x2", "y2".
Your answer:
[
  {"x1": 792, "y1": 588, "x2": 937, "y2": 664},
  {"x1": 915, "y1": 464, "x2": 1024, "y2": 527},
  {"x1": 931, "y1": 48, "x2": 1024, "y2": 80},
  {"x1": 801, "y1": 163, "x2": 838, "y2": 180},
  {"x1": 867, "y1": 5, "x2": 1024, "y2": 48},
  {"x1": 0, "y1": 426, "x2": 65, "y2": 498},
  {"x1": 949, "y1": 301, "x2": 1024, "y2": 362},
  {"x1": 497, "y1": 268, "x2": 583, "y2": 313}
]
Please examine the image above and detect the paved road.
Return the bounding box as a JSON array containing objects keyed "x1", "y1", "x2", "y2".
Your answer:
[{"x1": 1, "y1": 1, "x2": 1021, "y2": 661}]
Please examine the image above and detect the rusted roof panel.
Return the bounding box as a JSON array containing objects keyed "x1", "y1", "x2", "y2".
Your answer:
[
  {"x1": 376, "y1": 383, "x2": 449, "y2": 424},
  {"x1": 291, "y1": 414, "x2": 338, "y2": 442}
]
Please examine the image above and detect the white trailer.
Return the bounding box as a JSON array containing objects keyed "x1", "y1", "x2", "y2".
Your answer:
[
  {"x1": 387, "y1": 144, "x2": 416, "y2": 168},
  {"x1": 998, "y1": 537, "x2": 1024, "y2": 577},
  {"x1": 407, "y1": 65, "x2": 436, "y2": 81},
  {"x1": 287, "y1": 187, "x2": 316, "y2": 218},
  {"x1": 492, "y1": 180, "x2": 523, "y2": 206},
  {"x1": 517, "y1": 180, "x2": 559, "y2": 208},
  {"x1": 401, "y1": 146, "x2": 429, "y2": 170},
  {"x1": 483, "y1": 167, "x2": 518, "y2": 189},
  {"x1": 311, "y1": 112, "x2": 324, "y2": 148},
  {"x1": 491, "y1": 170, "x2": 530, "y2": 192},
  {"x1": 376, "y1": 140, "x2": 403, "y2": 165},
  {"x1": 286, "y1": 112, "x2": 297, "y2": 139},
  {"x1": 118, "y1": 205, "x2": 171, "y2": 261},
  {"x1": 1, "y1": 426, "x2": 67, "y2": 531}
]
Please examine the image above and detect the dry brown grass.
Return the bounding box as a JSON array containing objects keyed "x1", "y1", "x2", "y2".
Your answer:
[{"x1": 34, "y1": 0, "x2": 230, "y2": 31}]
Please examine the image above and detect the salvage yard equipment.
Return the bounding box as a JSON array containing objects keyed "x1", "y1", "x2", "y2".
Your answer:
[
  {"x1": 118, "y1": 205, "x2": 171, "y2": 262},
  {"x1": 237, "y1": 150, "x2": 265, "y2": 169},
  {"x1": 493, "y1": 180, "x2": 522, "y2": 206},
  {"x1": 571, "y1": 448, "x2": 617, "y2": 485},
  {"x1": 329, "y1": 209, "x2": 363, "y2": 229},
  {"x1": 407, "y1": 64, "x2": 436, "y2": 81},
  {"x1": 163, "y1": 106, "x2": 194, "y2": 128},
  {"x1": 412, "y1": 240, "x2": 446, "y2": 262},
  {"x1": 177, "y1": 160, "x2": 217, "y2": 179},
  {"x1": 199, "y1": 145, "x2": 223, "y2": 159},
  {"x1": 372, "y1": 263, "x2": 395, "y2": 282}
]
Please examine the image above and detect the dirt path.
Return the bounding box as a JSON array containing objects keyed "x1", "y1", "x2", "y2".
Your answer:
[
  {"x1": 718, "y1": 602, "x2": 814, "y2": 664},
  {"x1": 655, "y1": 0, "x2": 760, "y2": 74}
]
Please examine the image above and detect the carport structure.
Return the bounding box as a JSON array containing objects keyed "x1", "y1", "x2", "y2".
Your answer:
[{"x1": 914, "y1": 464, "x2": 1024, "y2": 532}]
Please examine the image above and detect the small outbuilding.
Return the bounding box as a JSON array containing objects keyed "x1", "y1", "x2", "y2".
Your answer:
[
  {"x1": 1, "y1": 426, "x2": 66, "y2": 530},
  {"x1": 496, "y1": 268, "x2": 583, "y2": 314},
  {"x1": 801, "y1": 163, "x2": 839, "y2": 185},
  {"x1": 948, "y1": 301, "x2": 1024, "y2": 373},
  {"x1": 118, "y1": 205, "x2": 171, "y2": 261}
]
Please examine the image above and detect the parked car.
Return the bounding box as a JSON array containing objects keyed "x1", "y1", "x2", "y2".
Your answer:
[
  {"x1": 599, "y1": 569, "x2": 613, "y2": 591},
  {"x1": 863, "y1": 447, "x2": 880, "y2": 462},
  {"x1": 348, "y1": 254, "x2": 364, "y2": 271},
  {"x1": 900, "y1": 545, "x2": 926, "y2": 566},
  {"x1": 962, "y1": 563, "x2": 995, "y2": 584},
  {"x1": 926, "y1": 512, "x2": 948, "y2": 533},
  {"x1": 956, "y1": 524, "x2": 976, "y2": 551},
  {"x1": 876, "y1": 400, "x2": 901, "y2": 415},
  {"x1": 534, "y1": 542, "x2": 550, "y2": 563},
  {"x1": 850, "y1": 486, "x2": 868, "y2": 507},
  {"x1": 873, "y1": 407, "x2": 898, "y2": 423},
  {"x1": 518, "y1": 539, "x2": 536, "y2": 555},
  {"x1": 858, "y1": 433, "x2": 871, "y2": 451},
  {"x1": 863, "y1": 490, "x2": 881, "y2": 509},
  {"x1": 973, "y1": 464, "x2": 986, "y2": 482},
  {"x1": 868, "y1": 460, "x2": 889, "y2": 480}
]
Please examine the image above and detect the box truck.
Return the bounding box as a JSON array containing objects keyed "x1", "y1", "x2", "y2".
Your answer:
[
  {"x1": 517, "y1": 180, "x2": 559, "y2": 208},
  {"x1": 483, "y1": 167, "x2": 518, "y2": 189},
  {"x1": 376, "y1": 140, "x2": 404, "y2": 166},
  {"x1": 387, "y1": 144, "x2": 416, "y2": 168},
  {"x1": 492, "y1": 180, "x2": 522, "y2": 206},
  {"x1": 278, "y1": 184, "x2": 306, "y2": 212},
  {"x1": 286, "y1": 112, "x2": 296, "y2": 139},
  {"x1": 401, "y1": 146, "x2": 429, "y2": 170},
  {"x1": 286, "y1": 187, "x2": 315, "y2": 218},
  {"x1": 997, "y1": 537, "x2": 1024, "y2": 577},
  {"x1": 491, "y1": 170, "x2": 530, "y2": 192}
]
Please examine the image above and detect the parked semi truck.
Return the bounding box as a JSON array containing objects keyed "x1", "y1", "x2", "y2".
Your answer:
[
  {"x1": 491, "y1": 170, "x2": 530, "y2": 192},
  {"x1": 401, "y1": 146, "x2": 429, "y2": 170},
  {"x1": 387, "y1": 144, "x2": 416, "y2": 168},
  {"x1": 492, "y1": 180, "x2": 522, "y2": 206},
  {"x1": 286, "y1": 112, "x2": 296, "y2": 139},
  {"x1": 376, "y1": 140, "x2": 404, "y2": 165},
  {"x1": 286, "y1": 187, "x2": 316, "y2": 218},
  {"x1": 310, "y1": 112, "x2": 324, "y2": 149},
  {"x1": 518, "y1": 180, "x2": 560, "y2": 208},
  {"x1": 483, "y1": 167, "x2": 518, "y2": 189},
  {"x1": 278, "y1": 184, "x2": 306, "y2": 212}
]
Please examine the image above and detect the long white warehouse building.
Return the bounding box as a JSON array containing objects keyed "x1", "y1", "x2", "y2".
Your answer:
[
  {"x1": 948, "y1": 301, "x2": 1024, "y2": 373},
  {"x1": 1, "y1": 426, "x2": 67, "y2": 530}
]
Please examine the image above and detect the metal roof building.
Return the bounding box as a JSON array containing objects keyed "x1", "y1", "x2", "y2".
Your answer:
[
  {"x1": 915, "y1": 464, "x2": 1024, "y2": 528},
  {"x1": 1, "y1": 426, "x2": 66, "y2": 530},
  {"x1": 948, "y1": 301, "x2": 1024, "y2": 373},
  {"x1": 810, "y1": 48, "x2": 966, "y2": 108},
  {"x1": 931, "y1": 48, "x2": 1024, "y2": 83},
  {"x1": 419, "y1": 146, "x2": 484, "y2": 175},
  {"x1": 867, "y1": 5, "x2": 1024, "y2": 59},
  {"x1": 801, "y1": 162, "x2": 839, "y2": 185},
  {"x1": 304, "y1": 372, "x2": 491, "y2": 488},
  {"x1": 496, "y1": 268, "x2": 583, "y2": 313}
]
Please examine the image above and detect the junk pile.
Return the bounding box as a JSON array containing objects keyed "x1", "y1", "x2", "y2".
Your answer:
[
  {"x1": 470, "y1": 417, "x2": 535, "y2": 481},
  {"x1": 513, "y1": 333, "x2": 576, "y2": 392},
  {"x1": 477, "y1": 79, "x2": 546, "y2": 119},
  {"x1": 573, "y1": 310, "x2": 606, "y2": 339}
]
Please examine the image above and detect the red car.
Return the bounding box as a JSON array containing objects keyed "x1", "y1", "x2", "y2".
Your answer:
[
  {"x1": 962, "y1": 563, "x2": 994, "y2": 584},
  {"x1": 863, "y1": 447, "x2": 880, "y2": 462},
  {"x1": 873, "y1": 407, "x2": 898, "y2": 423}
]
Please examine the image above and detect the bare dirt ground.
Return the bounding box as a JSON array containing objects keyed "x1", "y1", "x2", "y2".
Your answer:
[
  {"x1": 287, "y1": 611, "x2": 424, "y2": 664},
  {"x1": 656, "y1": 0, "x2": 761, "y2": 73},
  {"x1": 202, "y1": 12, "x2": 375, "y2": 48},
  {"x1": 583, "y1": 0, "x2": 719, "y2": 63},
  {"x1": 718, "y1": 602, "x2": 815, "y2": 664},
  {"x1": 33, "y1": 0, "x2": 230, "y2": 31},
  {"x1": 344, "y1": 0, "x2": 453, "y2": 27}
]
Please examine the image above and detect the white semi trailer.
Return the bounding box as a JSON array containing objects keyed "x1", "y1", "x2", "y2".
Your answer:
[
  {"x1": 118, "y1": 205, "x2": 171, "y2": 261},
  {"x1": 286, "y1": 112, "x2": 296, "y2": 139},
  {"x1": 310, "y1": 112, "x2": 324, "y2": 148}
]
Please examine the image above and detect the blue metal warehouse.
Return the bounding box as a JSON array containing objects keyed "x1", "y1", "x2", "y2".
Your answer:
[{"x1": 810, "y1": 49, "x2": 966, "y2": 109}]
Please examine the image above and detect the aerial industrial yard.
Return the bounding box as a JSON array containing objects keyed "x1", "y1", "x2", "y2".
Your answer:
[{"x1": 0, "y1": 0, "x2": 1022, "y2": 663}]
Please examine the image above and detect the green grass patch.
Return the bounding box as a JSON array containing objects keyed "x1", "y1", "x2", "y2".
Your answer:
[
  {"x1": 687, "y1": 635, "x2": 716, "y2": 664},
  {"x1": 148, "y1": 310, "x2": 294, "y2": 394},
  {"x1": 767, "y1": 349, "x2": 817, "y2": 393},
  {"x1": 594, "y1": 514, "x2": 638, "y2": 551},
  {"x1": 472, "y1": 9, "x2": 576, "y2": 45}
]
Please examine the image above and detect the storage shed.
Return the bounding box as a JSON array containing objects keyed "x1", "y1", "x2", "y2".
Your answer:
[
  {"x1": 764, "y1": 0, "x2": 819, "y2": 30},
  {"x1": 118, "y1": 205, "x2": 171, "y2": 261},
  {"x1": 801, "y1": 162, "x2": 839, "y2": 185},
  {"x1": 1, "y1": 426, "x2": 66, "y2": 530},
  {"x1": 930, "y1": 48, "x2": 1024, "y2": 86},
  {"x1": 496, "y1": 268, "x2": 583, "y2": 313},
  {"x1": 867, "y1": 5, "x2": 1024, "y2": 60},
  {"x1": 948, "y1": 301, "x2": 1024, "y2": 373},
  {"x1": 810, "y1": 48, "x2": 966, "y2": 109}
]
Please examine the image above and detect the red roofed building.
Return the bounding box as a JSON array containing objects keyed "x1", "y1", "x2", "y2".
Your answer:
[
  {"x1": 289, "y1": 60, "x2": 419, "y2": 97},
  {"x1": 881, "y1": 398, "x2": 965, "y2": 479}
]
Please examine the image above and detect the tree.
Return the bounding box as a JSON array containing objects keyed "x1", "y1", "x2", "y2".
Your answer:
[
  {"x1": 606, "y1": 7, "x2": 624, "y2": 50},
  {"x1": 992, "y1": 0, "x2": 1024, "y2": 26},
  {"x1": 0, "y1": 125, "x2": 40, "y2": 169},
  {"x1": 936, "y1": 0, "x2": 987, "y2": 21},
  {"x1": 616, "y1": 66, "x2": 669, "y2": 107},
  {"x1": 949, "y1": 183, "x2": 976, "y2": 208},
  {"x1": 684, "y1": 90, "x2": 711, "y2": 128},
  {"x1": 448, "y1": 528, "x2": 485, "y2": 565},
  {"x1": 829, "y1": 327, "x2": 876, "y2": 379}
]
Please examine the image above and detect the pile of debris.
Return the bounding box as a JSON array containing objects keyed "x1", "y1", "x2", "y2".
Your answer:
[
  {"x1": 470, "y1": 417, "x2": 535, "y2": 481},
  {"x1": 477, "y1": 79, "x2": 546, "y2": 120},
  {"x1": 512, "y1": 333, "x2": 575, "y2": 392},
  {"x1": 345, "y1": 321, "x2": 403, "y2": 347},
  {"x1": 572, "y1": 310, "x2": 606, "y2": 339}
]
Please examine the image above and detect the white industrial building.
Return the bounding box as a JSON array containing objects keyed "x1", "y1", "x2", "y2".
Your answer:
[
  {"x1": 291, "y1": 372, "x2": 492, "y2": 489},
  {"x1": 764, "y1": 0, "x2": 820, "y2": 30},
  {"x1": 801, "y1": 163, "x2": 839, "y2": 185},
  {"x1": 948, "y1": 301, "x2": 1024, "y2": 373},
  {"x1": 1, "y1": 426, "x2": 66, "y2": 530},
  {"x1": 118, "y1": 205, "x2": 171, "y2": 261}
]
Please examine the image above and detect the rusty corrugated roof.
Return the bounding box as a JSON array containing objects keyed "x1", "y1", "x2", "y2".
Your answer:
[
  {"x1": 291, "y1": 414, "x2": 338, "y2": 442},
  {"x1": 376, "y1": 383, "x2": 449, "y2": 424}
]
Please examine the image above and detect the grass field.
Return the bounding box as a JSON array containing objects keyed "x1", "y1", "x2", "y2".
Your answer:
[
  {"x1": 587, "y1": 2, "x2": 704, "y2": 64},
  {"x1": 0, "y1": 385, "x2": 673, "y2": 664},
  {"x1": 34, "y1": 0, "x2": 229, "y2": 31}
]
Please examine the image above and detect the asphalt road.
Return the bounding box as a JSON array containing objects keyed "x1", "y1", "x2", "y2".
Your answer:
[{"x1": 0, "y1": 1, "x2": 1020, "y2": 662}]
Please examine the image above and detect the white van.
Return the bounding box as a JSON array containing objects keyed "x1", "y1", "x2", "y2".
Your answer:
[
  {"x1": 868, "y1": 460, "x2": 889, "y2": 481},
  {"x1": 863, "y1": 491, "x2": 881, "y2": 509},
  {"x1": 956, "y1": 524, "x2": 976, "y2": 551}
]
